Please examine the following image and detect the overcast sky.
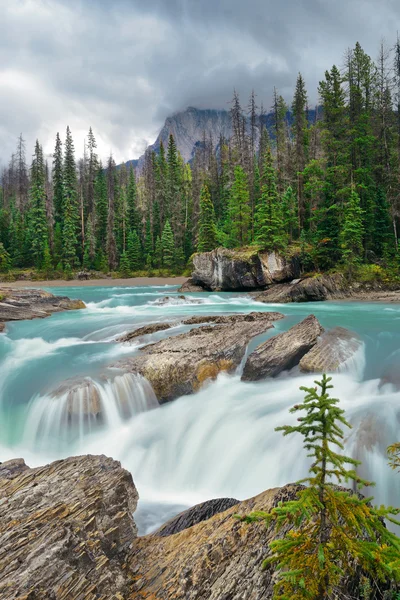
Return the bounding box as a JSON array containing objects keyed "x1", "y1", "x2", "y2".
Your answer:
[{"x1": 0, "y1": 0, "x2": 398, "y2": 167}]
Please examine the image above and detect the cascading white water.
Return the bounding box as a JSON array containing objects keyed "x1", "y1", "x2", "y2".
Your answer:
[{"x1": 22, "y1": 373, "x2": 158, "y2": 451}]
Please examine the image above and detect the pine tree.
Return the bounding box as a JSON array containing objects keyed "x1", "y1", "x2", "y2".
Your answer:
[
  {"x1": 340, "y1": 188, "x2": 365, "y2": 272},
  {"x1": 119, "y1": 251, "x2": 131, "y2": 277},
  {"x1": 62, "y1": 127, "x2": 78, "y2": 269},
  {"x1": 94, "y1": 163, "x2": 107, "y2": 254},
  {"x1": 83, "y1": 216, "x2": 96, "y2": 270},
  {"x1": 226, "y1": 166, "x2": 251, "y2": 247},
  {"x1": 127, "y1": 229, "x2": 141, "y2": 271},
  {"x1": 292, "y1": 73, "x2": 309, "y2": 229},
  {"x1": 161, "y1": 220, "x2": 175, "y2": 268},
  {"x1": 254, "y1": 147, "x2": 287, "y2": 251},
  {"x1": 87, "y1": 127, "x2": 98, "y2": 217},
  {"x1": 242, "y1": 375, "x2": 400, "y2": 599},
  {"x1": 28, "y1": 141, "x2": 48, "y2": 268},
  {"x1": 127, "y1": 166, "x2": 139, "y2": 233},
  {"x1": 197, "y1": 184, "x2": 217, "y2": 252},
  {"x1": 106, "y1": 155, "x2": 118, "y2": 270}
]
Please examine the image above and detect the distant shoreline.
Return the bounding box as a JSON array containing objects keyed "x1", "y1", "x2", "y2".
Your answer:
[{"x1": 0, "y1": 276, "x2": 187, "y2": 289}]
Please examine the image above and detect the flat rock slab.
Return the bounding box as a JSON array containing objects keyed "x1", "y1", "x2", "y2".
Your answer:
[
  {"x1": 117, "y1": 321, "x2": 175, "y2": 343},
  {"x1": 253, "y1": 274, "x2": 346, "y2": 303},
  {"x1": 0, "y1": 454, "x2": 138, "y2": 600},
  {"x1": 242, "y1": 315, "x2": 324, "y2": 381},
  {"x1": 0, "y1": 287, "x2": 85, "y2": 331},
  {"x1": 115, "y1": 311, "x2": 284, "y2": 403},
  {"x1": 300, "y1": 326, "x2": 362, "y2": 373}
]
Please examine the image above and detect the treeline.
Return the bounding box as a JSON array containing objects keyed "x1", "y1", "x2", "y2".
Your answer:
[{"x1": 1, "y1": 39, "x2": 400, "y2": 276}]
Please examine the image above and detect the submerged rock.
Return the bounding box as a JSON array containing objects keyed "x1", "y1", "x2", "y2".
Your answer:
[
  {"x1": 0, "y1": 454, "x2": 138, "y2": 600},
  {"x1": 299, "y1": 327, "x2": 362, "y2": 373},
  {"x1": 0, "y1": 287, "x2": 85, "y2": 331},
  {"x1": 115, "y1": 311, "x2": 284, "y2": 402},
  {"x1": 155, "y1": 497, "x2": 240, "y2": 537},
  {"x1": 51, "y1": 377, "x2": 103, "y2": 421},
  {"x1": 242, "y1": 315, "x2": 323, "y2": 381},
  {"x1": 192, "y1": 247, "x2": 300, "y2": 291},
  {"x1": 253, "y1": 273, "x2": 346, "y2": 303}
]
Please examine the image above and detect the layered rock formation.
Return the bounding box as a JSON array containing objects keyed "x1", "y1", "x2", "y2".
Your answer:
[
  {"x1": 117, "y1": 321, "x2": 175, "y2": 343},
  {"x1": 299, "y1": 326, "x2": 362, "y2": 373},
  {"x1": 191, "y1": 248, "x2": 300, "y2": 291},
  {"x1": 0, "y1": 288, "x2": 85, "y2": 331},
  {"x1": 0, "y1": 454, "x2": 378, "y2": 599},
  {"x1": 242, "y1": 315, "x2": 323, "y2": 381},
  {"x1": 0, "y1": 455, "x2": 138, "y2": 600},
  {"x1": 253, "y1": 273, "x2": 347, "y2": 303},
  {"x1": 115, "y1": 311, "x2": 284, "y2": 402}
]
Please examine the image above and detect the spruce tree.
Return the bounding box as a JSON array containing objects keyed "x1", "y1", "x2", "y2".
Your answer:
[
  {"x1": 254, "y1": 147, "x2": 287, "y2": 252},
  {"x1": 0, "y1": 242, "x2": 11, "y2": 272},
  {"x1": 28, "y1": 141, "x2": 48, "y2": 268},
  {"x1": 340, "y1": 188, "x2": 365, "y2": 272},
  {"x1": 127, "y1": 230, "x2": 141, "y2": 271},
  {"x1": 106, "y1": 155, "x2": 118, "y2": 270},
  {"x1": 94, "y1": 163, "x2": 107, "y2": 254},
  {"x1": 127, "y1": 166, "x2": 139, "y2": 233},
  {"x1": 154, "y1": 235, "x2": 162, "y2": 268},
  {"x1": 62, "y1": 126, "x2": 78, "y2": 269},
  {"x1": 242, "y1": 375, "x2": 400, "y2": 599},
  {"x1": 161, "y1": 220, "x2": 175, "y2": 268},
  {"x1": 197, "y1": 184, "x2": 217, "y2": 252},
  {"x1": 119, "y1": 251, "x2": 131, "y2": 277},
  {"x1": 52, "y1": 132, "x2": 63, "y2": 225},
  {"x1": 226, "y1": 166, "x2": 251, "y2": 247}
]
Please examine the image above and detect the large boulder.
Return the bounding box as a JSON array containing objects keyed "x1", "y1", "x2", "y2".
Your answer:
[
  {"x1": 0, "y1": 456, "x2": 379, "y2": 600},
  {"x1": 115, "y1": 311, "x2": 284, "y2": 402},
  {"x1": 242, "y1": 315, "x2": 323, "y2": 381},
  {"x1": 0, "y1": 455, "x2": 138, "y2": 600},
  {"x1": 299, "y1": 327, "x2": 362, "y2": 373},
  {"x1": 0, "y1": 287, "x2": 85, "y2": 331},
  {"x1": 253, "y1": 273, "x2": 346, "y2": 303},
  {"x1": 192, "y1": 248, "x2": 300, "y2": 291}
]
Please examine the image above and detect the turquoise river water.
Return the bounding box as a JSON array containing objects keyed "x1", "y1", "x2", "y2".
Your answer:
[{"x1": 1, "y1": 284, "x2": 400, "y2": 533}]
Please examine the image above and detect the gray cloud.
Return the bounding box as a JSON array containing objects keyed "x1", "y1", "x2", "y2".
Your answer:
[{"x1": 0, "y1": 0, "x2": 399, "y2": 167}]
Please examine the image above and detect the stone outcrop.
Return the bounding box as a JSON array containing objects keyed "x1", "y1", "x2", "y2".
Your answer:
[
  {"x1": 115, "y1": 311, "x2": 284, "y2": 402},
  {"x1": 0, "y1": 455, "x2": 377, "y2": 600},
  {"x1": 177, "y1": 278, "x2": 205, "y2": 293},
  {"x1": 0, "y1": 288, "x2": 85, "y2": 331},
  {"x1": 242, "y1": 315, "x2": 324, "y2": 381},
  {"x1": 253, "y1": 273, "x2": 346, "y2": 303},
  {"x1": 51, "y1": 377, "x2": 103, "y2": 421},
  {"x1": 299, "y1": 327, "x2": 362, "y2": 373},
  {"x1": 155, "y1": 497, "x2": 240, "y2": 537},
  {"x1": 0, "y1": 454, "x2": 138, "y2": 600},
  {"x1": 191, "y1": 248, "x2": 300, "y2": 291},
  {"x1": 117, "y1": 321, "x2": 175, "y2": 343}
]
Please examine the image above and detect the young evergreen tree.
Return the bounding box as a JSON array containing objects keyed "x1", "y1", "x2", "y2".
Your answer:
[
  {"x1": 197, "y1": 184, "x2": 217, "y2": 252},
  {"x1": 226, "y1": 166, "x2": 251, "y2": 247},
  {"x1": 119, "y1": 251, "x2": 131, "y2": 277},
  {"x1": 242, "y1": 375, "x2": 400, "y2": 599},
  {"x1": 127, "y1": 229, "x2": 141, "y2": 271},
  {"x1": 254, "y1": 147, "x2": 287, "y2": 251},
  {"x1": 340, "y1": 188, "x2": 365, "y2": 272},
  {"x1": 161, "y1": 220, "x2": 175, "y2": 268},
  {"x1": 0, "y1": 242, "x2": 11, "y2": 272},
  {"x1": 154, "y1": 235, "x2": 162, "y2": 268}
]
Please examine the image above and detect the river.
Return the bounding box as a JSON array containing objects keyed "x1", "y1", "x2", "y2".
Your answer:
[{"x1": 1, "y1": 284, "x2": 399, "y2": 534}]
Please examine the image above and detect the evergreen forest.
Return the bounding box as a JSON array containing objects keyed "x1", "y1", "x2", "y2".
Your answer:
[{"x1": 1, "y1": 40, "x2": 400, "y2": 279}]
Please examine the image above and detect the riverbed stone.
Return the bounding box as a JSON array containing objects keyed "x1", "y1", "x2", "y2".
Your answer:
[
  {"x1": 0, "y1": 287, "x2": 85, "y2": 331},
  {"x1": 299, "y1": 326, "x2": 362, "y2": 373},
  {"x1": 117, "y1": 321, "x2": 175, "y2": 343},
  {"x1": 242, "y1": 315, "x2": 324, "y2": 381},
  {"x1": 115, "y1": 311, "x2": 284, "y2": 402},
  {"x1": 192, "y1": 247, "x2": 300, "y2": 291}
]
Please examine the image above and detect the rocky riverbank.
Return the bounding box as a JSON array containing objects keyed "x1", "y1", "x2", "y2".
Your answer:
[
  {"x1": 0, "y1": 288, "x2": 85, "y2": 332},
  {"x1": 0, "y1": 454, "x2": 378, "y2": 600}
]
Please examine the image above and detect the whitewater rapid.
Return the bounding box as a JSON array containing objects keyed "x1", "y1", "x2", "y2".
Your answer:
[{"x1": 1, "y1": 285, "x2": 400, "y2": 533}]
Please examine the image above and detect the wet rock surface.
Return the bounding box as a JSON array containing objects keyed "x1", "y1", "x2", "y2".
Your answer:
[
  {"x1": 192, "y1": 248, "x2": 300, "y2": 291},
  {"x1": 253, "y1": 273, "x2": 346, "y2": 303},
  {"x1": 155, "y1": 497, "x2": 240, "y2": 537},
  {"x1": 117, "y1": 321, "x2": 175, "y2": 343},
  {"x1": 300, "y1": 326, "x2": 362, "y2": 373},
  {"x1": 0, "y1": 287, "x2": 85, "y2": 331},
  {"x1": 115, "y1": 311, "x2": 284, "y2": 402},
  {"x1": 0, "y1": 454, "x2": 138, "y2": 600},
  {"x1": 177, "y1": 278, "x2": 206, "y2": 292},
  {"x1": 242, "y1": 315, "x2": 324, "y2": 381}
]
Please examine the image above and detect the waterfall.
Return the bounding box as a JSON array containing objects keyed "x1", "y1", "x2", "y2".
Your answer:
[{"x1": 22, "y1": 373, "x2": 158, "y2": 451}]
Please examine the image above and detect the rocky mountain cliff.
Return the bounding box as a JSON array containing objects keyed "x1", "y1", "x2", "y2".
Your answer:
[{"x1": 124, "y1": 106, "x2": 319, "y2": 171}]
